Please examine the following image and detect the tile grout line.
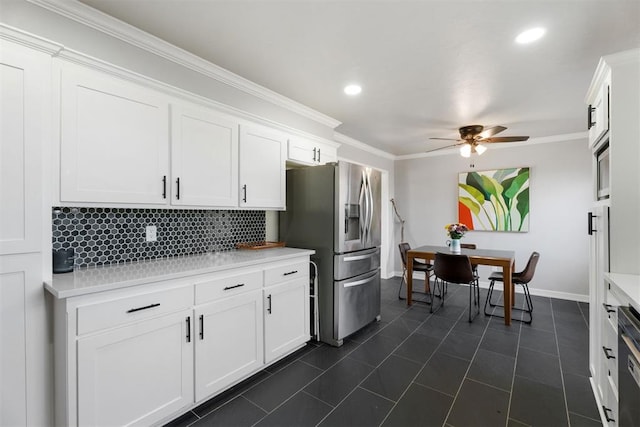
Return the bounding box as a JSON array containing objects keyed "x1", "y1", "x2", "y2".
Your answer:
[
  {"x1": 377, "y1": 285, "x2": 471, "y2": 426},
  {"x1": 504, "y1": 303, "x2": 524, "y2": 426},
  {"x1": 551, "y1": 299, "x2": 574, "y2": 427},
  {"x1": 324, "y1": 284, "x2": 469, "y2": 427}
]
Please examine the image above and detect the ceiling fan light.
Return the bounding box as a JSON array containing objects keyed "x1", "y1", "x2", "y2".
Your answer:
[
  {"x1": 475, "y1": 144, "x2": 487, "y2": 155},
  {"x1": 460, "y1": 144, "x2": 471, "y2": 157}
]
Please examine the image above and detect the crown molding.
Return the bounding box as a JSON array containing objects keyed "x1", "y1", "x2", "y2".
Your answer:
[
  {"x1": 333, "y1": 132, "x2": 395, "y2": 160},
  {"x1": 395, "y1": 132, "x2": 587, "y2": 160},
  {"x1": 0, "y1": 23, "x2": 63, "y2": 54},
  {"x1": 26, "y1": 0, "x2": 342, "y2": 129}
]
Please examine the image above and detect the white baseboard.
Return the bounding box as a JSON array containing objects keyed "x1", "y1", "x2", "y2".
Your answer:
[{"x1": 390, "y1": 271, "x2": 589, "y2": 303}]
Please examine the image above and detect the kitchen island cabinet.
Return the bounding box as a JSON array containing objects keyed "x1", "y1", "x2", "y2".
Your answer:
[{"x1": 46, "y1": 247, "x2": 313, "y2": 426}]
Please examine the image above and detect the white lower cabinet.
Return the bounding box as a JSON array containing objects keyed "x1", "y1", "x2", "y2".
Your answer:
[
  {"x1": 264, "y1": 278, "x2": 310, "y2": 364},
  {"x1": 77, "y1": 309, "x2": 194, "y2": 426},
  {"x1": 195, "y1": 290, "x2": 263, "y2": 401},
  {"x1": 51, "y1": 254, "x2": 311, "y2": 426}
]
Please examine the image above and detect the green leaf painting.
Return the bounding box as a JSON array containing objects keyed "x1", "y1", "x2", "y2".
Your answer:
[{"x1": 458, "y1": 167, "x2": 530, "y2": 232}]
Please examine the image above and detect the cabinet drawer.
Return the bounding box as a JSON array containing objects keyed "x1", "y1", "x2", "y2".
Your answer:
[
  {"x1": 195, "y1": 270, "x2": 262, "y2": 304},
  {"x1": 77, "y1": 286, "x2": 193, "y2": 336},
  {"x1": 264, "y1": 260, "x2": 308, "y2": 286}
]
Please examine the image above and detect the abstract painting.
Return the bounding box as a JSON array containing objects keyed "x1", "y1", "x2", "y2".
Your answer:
[{"x1": 458, "y1": 167, "x2": 530, "y2": 232}]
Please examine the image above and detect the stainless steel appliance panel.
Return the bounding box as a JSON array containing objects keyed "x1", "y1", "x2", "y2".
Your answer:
[
  {"x1": 618, "y1": 306, "x2": 640, "y2": 426},
  {"x1": 334, "y1": 247, "x2": 380, "y2": 281},
  {"x1": 334, "y1": 269, "x2": 380, "y2": 340},
  {"x1": 336, "y1": 162, "x2": 381, "y2": 253}
]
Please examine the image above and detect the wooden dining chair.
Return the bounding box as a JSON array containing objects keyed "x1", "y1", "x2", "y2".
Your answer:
[
  {"x1": 398, "y1": 243, "x2": 434, "y2": 304},
  {"x1": 484, "y1": 252, "x2": 540, "y2": 324},
  {"x1": 433, "y1": 252, "x2": 479, "y2": 321}
]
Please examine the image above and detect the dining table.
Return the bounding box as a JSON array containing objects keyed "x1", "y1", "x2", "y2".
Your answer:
[{"x1": 407, "y1": 245, "x2": 516, "y2": 325}]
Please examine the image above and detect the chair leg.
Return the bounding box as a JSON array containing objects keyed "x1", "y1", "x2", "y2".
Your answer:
[
  {"x1": 484, "y1": 280, "x2": 495, "y2": 315},
  {"x1": 522, "y1": 284, "x2": 533, "y2": 324},
  {"x1": 468, "y1": 280, "x2": 480, "y2": 322},
  {"x1": 398, "y1": 266, "x2": 407, "y2": 300}
]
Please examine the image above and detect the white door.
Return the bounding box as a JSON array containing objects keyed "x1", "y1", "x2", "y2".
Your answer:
[
  {"x1": 77, "y1": 309, "x2": 193, "y2": 427},
  {"x1": 588, "y1": 205, "x2": 609, "y2": 395},
  {"x1": 0, "y1": 41, "x2": 47, "y2": 254},
  {"x1": 171, "y1": 104, "x2": 238, "y2": 207},
  {"x1": 195, "y1": 290, "x2": 263, "y2": 401},
  {"x1": 264, "y1": 279, "x2": 309, "y2": 363},
  {"x1": 239, "y1": 125, "x2": 286, "y2": 209},
  {"x1": 0, "y1": 253, "x2": 48, "y2": 427},
  {"x1": 59, "y1": 63, "x2": 170, "y2": 205}
]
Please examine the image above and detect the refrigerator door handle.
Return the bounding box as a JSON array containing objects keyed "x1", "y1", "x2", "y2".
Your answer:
[
  {"x1": 358, "y1": 170, "x2": 367, "y2": 243},
  {"x1": 366, "y1": 171, "x2": 374, "y2": 243},
  {"x1": 343, "y1": 274, "x2": 378, "y2": 288}
]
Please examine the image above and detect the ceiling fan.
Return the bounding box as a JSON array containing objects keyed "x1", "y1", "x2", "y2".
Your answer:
[{"x1": 428, "y1": 125, "x2": 530, "y2": 157}]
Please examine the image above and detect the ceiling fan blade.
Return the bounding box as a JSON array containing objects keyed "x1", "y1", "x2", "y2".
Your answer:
[
  {"x1": 426, "y1": 142, "x2": 464, "y2": 153},
  {"x1": 482, "y1": 136, "x2": 530, "y2": 143},
  {"x1": 429, "y1": 137, "x2": 460, "y2": 141},
  {"x1": 477, "y1": 126, "x2": 507, "y2": 139}
]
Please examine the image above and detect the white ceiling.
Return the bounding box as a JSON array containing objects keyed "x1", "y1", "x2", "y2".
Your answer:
[{"x1": 77, "y1": 0, "x2": 640, "y2": 156}]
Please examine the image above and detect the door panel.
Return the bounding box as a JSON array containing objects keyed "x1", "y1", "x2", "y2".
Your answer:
[
  {"x1": 77, "y1": 310, "x2": 193, "y2": 426},
  {"x1": 335, "y1": 269, "x2": 380, "y2": 340},
  {"x1": 195, "y1": 290, "x2": 263, "y2": 401}
]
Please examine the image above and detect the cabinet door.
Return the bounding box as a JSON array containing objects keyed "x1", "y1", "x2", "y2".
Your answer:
[
  {"x1": 588, "y1": 82, "x2": 609, "y2": 148},
  {"x1": 264, "y1": 279, "x2": 310, "y2": 364},
  {"x1": 194, "y1": 290, "x2": 263, "y2": 401},
  {"x1": 0, "y1": 253, "x2": 48, "y2": 427},
  {"x1": 239, "y1": 125, "x2": 286, "y2": 209},
  {"x1": 589, "y1": 206, "x2": 609, "y2": 381},
  {"x1": 171, "y1": 104, "x2": 238, "y2": 207},
  {"x1": 287, "y1": 137, "x2": 338, "y2": 166},
  {"x1": 77, "y1": 309, "x2": 193, "y2": 426},
  {"x1": 0, "y1": 41, "x2": 47, "y2": 254},
  {"x1": 60, "y1": 63, "x2": 169, "y2": 205}
]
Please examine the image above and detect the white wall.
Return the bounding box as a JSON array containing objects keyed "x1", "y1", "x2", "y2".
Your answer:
[{"x1": 393, "y1": 138, "x2": 592, "y2": 300}]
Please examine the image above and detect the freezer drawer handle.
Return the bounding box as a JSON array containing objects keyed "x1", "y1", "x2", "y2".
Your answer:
[
  {"x1": 343, "y1": 275, "x2": 376, "y2": 288},
  {"x1": 283, "y1": 270, "x2": 298, "y2": 276},
  {"x1": 224, "y1": 283, "x2": 245, "y2": 291},
  {"x1": 602, "y1": 346, "x2": 615, "y2": 360},
  {"x1": 602, "y1": 406, "x2": 615, "y2": 423},
  {"x1": 126, "y1": 303, "x2": 160, "y2": 314},
  {"x1": 343, "y1": 253, "x2": 375, "y2": 262}
]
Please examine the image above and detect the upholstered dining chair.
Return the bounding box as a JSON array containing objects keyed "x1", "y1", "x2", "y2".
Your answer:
[
  {"x1": 484, "y1": 251, "x2": 540, "y2": 324},
  {"x1": 398, "y1": 243, "x2": 434, "y2": 304},
  {"x1": 433, "y1": 252, "x2": 479, "y2": 321}
]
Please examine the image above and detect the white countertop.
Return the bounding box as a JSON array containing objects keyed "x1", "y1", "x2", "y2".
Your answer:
[
  {"x1": 605, "y1": 272, "x2": 640, "y2": 311},
  {"x1": 44, "y1": 247, "x2": 315, "y2": 299}
]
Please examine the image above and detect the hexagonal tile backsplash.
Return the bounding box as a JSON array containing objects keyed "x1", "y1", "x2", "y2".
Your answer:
[{"x1": 52, "y1": 207, "x2": 266, "y2": 268}]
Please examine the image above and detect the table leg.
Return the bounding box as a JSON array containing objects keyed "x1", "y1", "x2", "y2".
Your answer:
[
  {"x1": 503, "y1": 261, "x2": 513, "y2": 325},
  {"x1": 407, "y1": 255, "x2": 413, "y2": 306}
]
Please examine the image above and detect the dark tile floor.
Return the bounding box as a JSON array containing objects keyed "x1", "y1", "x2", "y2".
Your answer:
[{"x1": 166, "y1": 277, "x2": 600, "y2": 427}]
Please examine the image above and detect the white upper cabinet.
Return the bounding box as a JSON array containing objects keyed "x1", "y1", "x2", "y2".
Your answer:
[
  {"x1": 0, "y1": 41, "x2": 47, "y2": 255},
  {"x1": 239, "y1": 125, "x2": 287, "y2": 209},
  {"x1": 287, "y1": 136, "x2": 338, "y2": 166},
  {"x1": 171, "y1": 104, "x2": 239, "y2": 207},
  {"x1": 59, "y1": 62, "x2": 170, "y2": 205},
  {"x1": 587, "y1": 72, "x2": 610, "y2": 148}
]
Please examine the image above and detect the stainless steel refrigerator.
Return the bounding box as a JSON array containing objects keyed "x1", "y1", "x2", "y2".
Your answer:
[{"x1": 280, "y1": 161, "x2": 381, "y2": 347}]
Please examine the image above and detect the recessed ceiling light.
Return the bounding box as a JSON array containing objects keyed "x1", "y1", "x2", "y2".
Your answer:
[
  {"x1": 515, "y1": 27, "x2": 546, "y2": 44},
  {"x1": 344, "y1": 84, "x2": 362, "y2": 96}
]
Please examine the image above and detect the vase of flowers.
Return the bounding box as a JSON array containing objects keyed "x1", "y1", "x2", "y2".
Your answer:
[{"x1": 445, "y1": 223, "x2": 468, "y2": 253}]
